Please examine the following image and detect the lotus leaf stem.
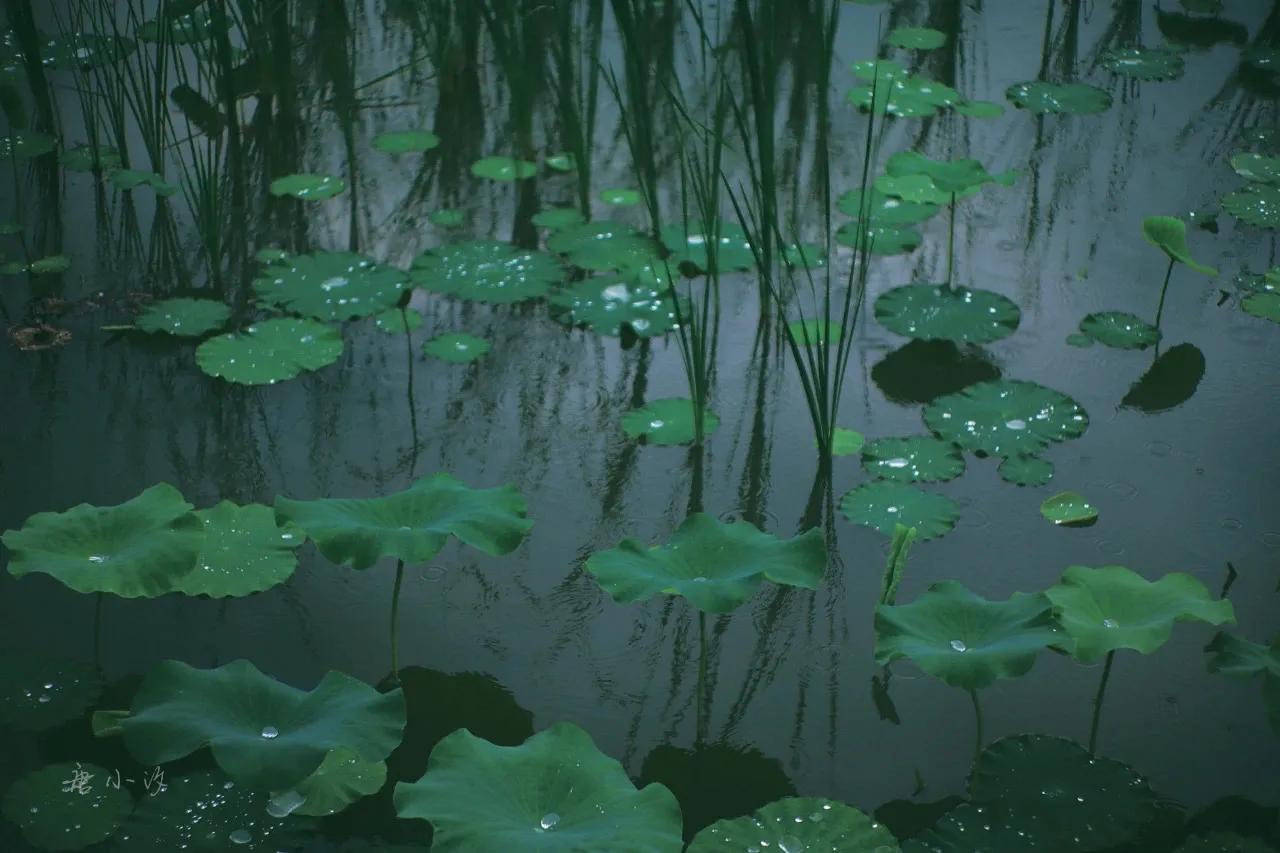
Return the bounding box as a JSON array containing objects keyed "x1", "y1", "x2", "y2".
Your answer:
[
  {"x1": 969, "y1": 688, "x2": 984, "y2": 769},
  {"x1": 1088, "y1": 650, "x2": 1116, "y2": 754},
  {"x1": 390, "y1": 559, "x2": 406, "y2": 680},
  {"x1": 1153, "y1": 258, "x2": 1175, "y2": 330}
]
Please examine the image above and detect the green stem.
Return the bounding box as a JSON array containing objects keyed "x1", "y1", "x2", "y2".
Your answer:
[
  {"x1": 946, "y1": 192, "x2": 957, "y2": 290},
  {"x1": 969, "y1": 688, "x2": 984, "y2": 769},
  {"x1": 1088, "y1": 650, "x2": 1116, "y2": 754},
  {"x1": 390, "y1": 559, "x2": 405, "y2": 680},
  {"x1": 1153, "y1": 258, "x2": 1175, "y2": 330},
  {"x1": 696, "y1": 610, "x2": 708, "y2": 747}
]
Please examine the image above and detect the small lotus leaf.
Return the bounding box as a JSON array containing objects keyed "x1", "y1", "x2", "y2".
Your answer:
[
  {"x1": 532, "y1": 207, "x2": 586, "y2": 229},
  {"x1": 269, "y1": 173, "x2": 346, "y2": 200},
  {"x1": 621, "y1": 398, "x2": 720, "y2": 445},
  {"x1": 873, "y1": 173, "x2": 970, "y2": 206},
  {"x1": 661, "y1": 221, "x2": 756, "y2": 272},
  {"x1": 848, "y1": 73, "x2": 960, "y2": 118},
  {"x1": 788, "y1": 319, "x2": 843, "y2": 345},
  {"x1": 2, "y1": 762, "x2": 132, "y2": 850},
  {"x1": 600, "y1": 187, "x2": 641, "y2": 206},
  {"x1": 1243, "y1": 292, "x2": 1280, "y2": 323},
  {"x1": 832, "y1": 428, "x2": 866, "y2": 456},
  {"x1": 923, "y1": 379, "x2": 1089, "y2": 457},
  {"x1": 196, "y1": 318, "x2": 344, "y2": 385},
  {"x1": 1046, "y1": 565, "x2": 1234, "y2": 661},
  {"x1": 885, "y1": 151, "x2": 1016, "y2": 194},
  {"x1": 836, "y1": 221, "x2": 922, "y2": 255},
  {"x1": 549, "y1": 275, "x2": 681, "y2": 337},
  {"x1": 121, "y1": 659, "x2": 406, "y2": 791},
  {"x1": 411, "y1": 240, "x2": 563, "y2": 303},
  {"x1": 1079, "y1": 311, "x2": 1162, "y2": 349},
  {"x1": 584, "y1": 513, "x2": 825, "y2": 614},
  {"x1": 470, "y1": 156, "x2": 536, "y2": 181},
  {"x1": 274, "y1": 473, "x2": 532, "y2": 570},
  {"x1": 393, "y1": 723, "x2": 684, "y2": 852},
  {"x1": 288, "y1": 747, "x2": 387, "y2": 817},
  {"x1": 429, "y1": 208, "x2": 464, "y2": 227},
  {"x1": 423, "y1": 332, "x2": 490, "y2": 362},
  {"x1": 875, "y1": 580, "x2": 1062, "y2": 690},
  {"x1": 1142, "y1": 216, "x2": 1218, "y2": 274},
  {"x1": 61, "y1": 143, "x2": 122, "y2": 172},
  {"x1": 254, "y1": 252, "x2": 409, "y2": 320},
  {"x1": 373, "y1": 308, "x2": 423, "y2": 334},
  {"x1": 1100, "y1": 46, "x2": 1185, "y2": 80},
  {"x1": 546, "y1": 152, "x2": 576, "y2": 171},
  {"x1": 997, "y1": 454, "x2": 1054, "y2": 486},
  {"x1": 783, "y1": 242, "x2": 827, "y2": 268},
  {"x1": 861, "y1": 436, "x2": 965, "y2": 482},
  {"x1": 1039, "y1": 491, "x2": 1098, "y2": 525},
  {"x1": 1006, "y1": 80, "x2": 1112, "y2": 115},
  {"x1": 0, "y1": 130, "x2": 57, "y2": 160},
  {"x1": 1222, "y1": 184, "x2": 1280, "y2": 228},
  {"x1": 1066, "y1": 333, "x2": 1094, "y2": 347},
  {"x1": 2, "y1": 483, "x2": 203, "y2": 597},
  {"x1": 372, "y1": 130, "x2": 439, "y2": 153},
  {"x1": 547, "y1": 220, "x2": 658, "y2": 271},
  {"x1": 168, "y1": 502, "x2": 302, "y2": 598},
  {"x1": 875, "y1": 284, "x2": 1021, "y2": 344},
  {"x1": 108, "y1": 168, "x2": 178, "y2": 196},
  {"x1": 839, "y1": 481, "x2": 960, "y2": 540},
  {"x1": 887, "y1": 26, "x2": 946, "y2": 50},
  {"x1": 29, "y1": 255, "x2": 72, "y2": 274},
  {"x1": 837, "y1": 188, "x2": 940, "y2": 225},
  {"x1": 0, "y1": 654, "x2": 101, "y2": 731},
  {"x1": 135, "y1": 298, "x2": 230, "y2": 337},
  {"x1": 688, "y1": 797, "x2": 900, "y2": 852},
  {"x1": 1231, "y1": 153, "x2": 1280, "y2": 185}
]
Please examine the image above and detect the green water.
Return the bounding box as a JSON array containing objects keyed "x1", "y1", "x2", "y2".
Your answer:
[{"x1": 2, "y1": 1, "x2": 1279, "y2": 850}]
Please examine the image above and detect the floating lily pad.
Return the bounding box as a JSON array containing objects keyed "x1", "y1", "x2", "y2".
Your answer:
[
  {"x1": 837, "y1": 188, "x2": 940, "y2": 226},
  {"x1": 1243, "y1": 291, "x2": 1280, "y2": 323},
  {"x1": 1222, "y1": 184, "x2": 1280, "y2": 228},
  {"x1": 121, "y1": 659, "x2": 406, "y2": 791},
  {"x1": 372, "y1": 130, "x2": 440, "y2": 153},
  {"x1": 269, "y1": 173, "x2": 346, "y2": 200},
  {"x1": 1046, "y1": 565, "x2": 1234, "y2": 662},
  {"x1": 549, "y1": 276, "x2": 681, "y2": 337},
  {"x1": 0, "y1": 654, "x2": 101, "y2": 731},
  {"x1": 410, "y1": 240, "x2": 563, "y2": 303},
  {"x1": 953, "y1": 100, "x2": 1005, "y2": 118},
  {"x1": 289, "y1": 747, "x2": 387, "y2": 817},
  {"x1": 166, "y1": 502, "x2": 302, "y2": 598},
  {"x1": 274, "y1": 473, "x2": 531, "y2": 570},
  {"x1": 875, "y1": 284, "x2": 1021, "y2": 344},
  {"x1": 873, "y1": 173, "x2": 963, "y2": 206},
  {"x1": 29, "y1": 255, "x2": 72, "y2": 274},
  {"x1": 585, "y1": 513, "x2": 824, "y2": 614},
  {"x1": 394, "y1": 723, "x2": 683, "y2": 852},
  {"x1": 923, "y1": 379, "x2": 1089, "y2": 457},
  {"x1": 1006, "y1": 81, "x2": 1112, "y2": 115},
  {"x1": 997, "y1": 454, "x2": 1054, "y2": 486},
  {"x1": 61, "y1": 143, "x2": 122, "y2": 172},
  {"x1": 836, "y1": 221, "x2": 922, "y2": 255},
  {"x1": 1078, "y1": 311, "x2": 1162, "y2": 350},
  {"x1": 621, "y1": 398, "x2": 719, "y2": 445},
  {"x1": 3, "y1": 483, "x2": 202, "y2": 598},
  {"x1": 546, "y1": 220, "x2": 658, "y2": 271},
  {"x1": 196, "y1": 318, "x2": 343, "y2": 385},
  {"x1": 782, "y1": 242, "x2": 827, "y2": 268},
  {"x1": 1040, "y1": 491, "x2": 1098, "y2": 526},
  {"x1": 423, "y1": 332, "x2": 490, "y2": 363},
  {"x1": 134, "y1": 298, "x2": 230, "y2": 337},
  {"x1": 42, "y1": 34, "x2": 135, "y2": 70},
  {"x1": 1230, "y1": 153, "x2": 1280, "y2": 185},
  {"x1": 600, "y1": 187, "x2": 641, "y2": 206},
  {"x1": 832, "y1": 428, "x2": 866, "y2": 456},
  {"x1": 875, "y1": 581, "x2": 1060, "y2": 690},
  {"x1": 887, "y1": 26, "x2": 946, "y2": 50},
  {"x1": 373, "y1": 308, "x2": 423, "y2": 334},
  {"x1": 2, "y1": 762, "x2": 133, "y2": 851},
  {"x1": 471, "y1": 156, "x2": 537, "y2": 181},
  {"x1": 839, "y1": 481, "x2": 960, "y2": 540},
  {"x1": 861, "y1": 436, "x2": 965, "y2": 482},
  {"x1": 849, "y1": 68, "x2": 960, "y2": 118},
  {"x1": 1142, "y1": 216, "x2": 1218, "y2": 274},
  {"x1": 1205, "y1": 632, "x2": 1280, "y2": 734},
  {"x1": 0, "y1": 130, "x2": 57, "y2": 160},
  {"x1": 531, "y1": 207, "x2": 586, "y2": 229},
  {"x1": 429, "y1": 208, "x2": 464, "y2": 227},
  {"x1": 1100, "y1": 46, "x2": 1185, "y2": 80},
  {"x1": 884, "y1": 151, "x2": 1016, "y2": 195},
  {"x1": 138, "y1": 9, "x2": 227, "y2": 44},
  {"x1": 254, "y1": 252, "x2": 408, "y2": 320},
  {"x1": 661, "y1": 221, "x2": 756, "y2": 272},
  {"x1": 787, "y1": 319, "x2": 843, "y2": 344},
  {"x1": 688, "y1": 797, "x2": 900, "y2": 852}
]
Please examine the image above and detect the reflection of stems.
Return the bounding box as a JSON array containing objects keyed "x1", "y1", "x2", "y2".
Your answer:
[
  {"x1": 402, "y1": 306, "x2": 419, "y2": 477},
  {"x1": 1153, "y1": 258, "x2": 1175, "y2": 331},
  {"x1": 946, "y1": 191, "x2": 957, "y2": 290},
  {"x1": 968, "y1": 688, "x2": 984, "y2": 769},
  {"x1": 1088, "y1": 650, "x2": 1116, "y2": 754},
  {"x1": 696, "y1": 610, "x2": 708, "y2": 747},
  {"x1": 390, "y1": 559, "x2": 406, "y2": 679},
  {"x1": 93, "y1": 592, "x2": 105, "y2": 674}
]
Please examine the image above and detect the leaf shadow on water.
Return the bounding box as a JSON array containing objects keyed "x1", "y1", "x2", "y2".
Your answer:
[
  {"x1": 871, "y1": 339, "x2": 1001, "y2": 405},
  {"x1": 1120, "y1": 342, "x2": 1206, "y2": 414}
]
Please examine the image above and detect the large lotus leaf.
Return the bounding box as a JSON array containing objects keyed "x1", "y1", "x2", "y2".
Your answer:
[
  {"x1": 393, "y1": 723, "x2": 684, "y2": 852},
  {"x1": 274, "y1": 473, "x2": 531, "y2": 570},
  {"x1": 884, "y1": 151, "x2": 1016, "y2": 195},
  {"x1": 410, "y1": 240, "x2": 563, "y2": 303},
  {"x1": 837, "y1": 188, "x2": 940, "y2": 225},
  {"x1": 875, "y1": 580, "x2": 1062, "y2": 690},
  {"x1": 923, "y1": 379, "x2": 1088, "y2": 457},
  {"x1": 196, "y1": 318, "x2": 343, "y2": 385},
  {"x1": 423, "y1": 332, "x2": 491, "y2": 363},
  {"x1": 287, "y1": 747, "x2": 387, "y2": 817},
  {"x1": 1079, "y1": 311, "x2": 1162, "y2": 349},
  {"x1": 2, "y1": 762, "x2": 133, "y2": 850},
  {"x1": 621, "y1": 398, "x2": 720, "y2": 445},
  {"x1": 585, "y1": 513, "x2": 825, "y2": 614},
  {"x1": 0, "y1": 654, "x2": 101, "y2": 731},
  {"x1": 113, "y1": 770, "x2": 316, "y2": 851},
  {"x1": 134, "y1": 297, "x2": 230, "y2": 337},
  {"x1": 254, "y1": 252, "x2": 408, "y2": 320},
  {"x1": 373, "y1": 130, "x2": 439, "y2": 153},
  {"x1": 1039, "y1": 490, "x2": 1099, "y2": 525},
  {"x1": 1100, "y1": 46, "x2": 1185, "y2": 80},
  {"x1": 120, "y1": 659, "x2": 406, "y2": 791},
  {"x1": 164, "y1": 502, "x2": 302, "y2": 598},
  {"x1": 1046, "y1": 565, "x2": 1234, "y2": 662},
  {"x1": 1122, "y1": 343, "x2": 1206, "y2": 412},
  {"x1": 688, "y1": 797, "x2": 900, "y2": 852},
  {"x1": 471, "y1": 155, "x2": 536, "y2": 180},
  {"x1": 1205, "y1": 632, "x2": 1280, "y2": 733},
  {"x1": 1142, "y1": 216, "x2": 1218, "y2": 274},
  {"x1": 0, "y1": 130, "x2": 57, "y2": 160},
  {"x1": 888, "y1": 26, "x2": 945, "y2": 50},
  {"x1": 1231, "y1": 153, "x2": 1280, "y2": 185},
  {"x1": 1007, "y1": 81, "x2": 1112, "y2": 114},
  {"x1": 549, "y1": 276, "x2": 681, "y2": 337},
  {"x1": 861, "y1": 436, "x2": 965, "y2": 482},
  {"x1": 660, "y1": 221, "x2": 756, "y2": 272},
  {"x1": 839, "y1": 481, "x2": 960, "y2": 540},
  {"x1": 998, "y1": 454, "x2": 1054, "y2": 486},
  {"x1": 1244, "y1": 292, "x2": 1280, "y2": 324},
  {"x1": 1223, "y1": 184, "x2": 1280, "y2": 228},
  {"x1": 875, "y1": 284, "x2": 1021, "y2": 344},
  {"x1": 269, "y1": 173, "x2": 346, "y2": 200},
  {"x1": 2, "y1": 483, "x2": 203, "y2": 597},
  {"x1": 42, "y1": 33, "x2": 135, "y2": 69},
  {"x1": 546, "y1": 221, "x2": 659, "y2": 271}
]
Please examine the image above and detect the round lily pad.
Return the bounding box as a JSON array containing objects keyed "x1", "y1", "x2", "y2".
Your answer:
[
  {"x1": 196, "y1": 318, "x2": 344, "y2": 385},
  {"x1": 254, "y1": 252, "x2": 408, "y2": 321},
  {"x1": 1039, "y1": 490, "x2": 1098, "y2": 525},
  {"x1": 861, "y1": 436, "x2": 965, "y2": 482},
  {"x1": 688, "y1": 797, "x2": 900, "y2": 852},
  {"x1": 61, "y1": 143, "x2": 122, "y2": 172},
  {"x1": 373, "y1": 308, "x2": 423, "y2": 334},
  {"x1": 788, "y1": 319, "x2": 843, "y2": 345},
  {"x1": 837, "y1": 188, "x2": 939, "y2": 225},
  {"x1": 547, "y1": 221, "x2": 659, "y2": 271},
  {"x1": 393, "y1": 723, "x2": 684, "y2": 852},
  {"x1": 254, "y1": 247, "x2": 289, "y2": 263},
  {"x1": 3, "y1": 762, "x2": 133, "y2": 851},
  {"x1": 410, "y1": 240, "x2": 563, "y2": 303},
  {"x1": 1222, "y1": 184, "x2": 1280, "y2": 228},
  {"x1": 1100, "y1": 46, "x2": 1185, "y2": 80},
  {"x1": 423, "y1": 332, "x2": 490, "y2": 363},
  {"x1": 134, "y1": 298, "x2": 230, "y2": 337},
  {"x1": 471, "y1": 156, "x2": 536, "y2": 181},
  {"x1": 621, "y1": 398, "x2": 719, "y2": 445},
  {"x1": 1243, "y1": 291, "x2": 1280, "y2": 323},
  {"x1": 875, "y1": 284, "x2": 1021, "y2": 344},
  {"x1": 836, "y1": 222, "x2": 922, "y2": 255},
  {"x1": 848, "y1": 66, "x2": 960, "y2": 118},
  {"x1": 661, "y1": 221, "x2": 756, "y2": 272},
  {"x1": 372, "y1": 130, "x2": 439, "y2": 153},
  {"x1": 167, "y1": 502, "x2": 302, "y2": 598},
  {"x1": 1006, "y1": 81, "x2": 1112, "y2": 115},
  {"x1": 1231, "y1": 153, "x2": 1280, "y2": 185},
  {"x1": 1078, "y1": 311, "x2": 1161, "y2": 350},
  {"x1": 0, "y1": 654, "x2": 101, "y2": 731},
  {"x1": 782, "y1": 242, "x2": 827, "y2": 268},
  {"x1": 832, "y1": 428, "x2": 866, "y2": 456},
  {"x1": 29, "y1": 255, "x2": 73, "y2": 274},
  {"x1": 549, "y1": 276, "x2": 681, "y2": 337},
  {"x1": 531, "y1": 207, "x2": 586, "y2": 229},
  {"x1": 269, "y1": 173, "x2": 346, "y2": 200},
  {"x1": 997, "y1": 454, "x2": 1054, "y2": 486},
  {"x1": 839, "y1": 481, "x2": 960, "y2": 540},
  {"x1": 884, "y1": 151, "x2": 1016, "y2": 194},
  {"x1": 923, "y1": 379, "x2": 1089, "y2": 457},
  {"x1": 887, "y1": 26, "x2": 946, "y2": 50},
  {"x1": 0, "y1": 130, "x2": 57, "y2": 160},
  {"x1": 289, "y1": 747, "x2": 387, "y2": 817},
  {"x1": 2, "y1": 483, "x2": 203, "y2": 598},
  {"x1": 600, "y1": 187, "x2": 641, "y2": 206},
  {"x1": 585, "y1": 513, "x2": 825, "y2": 614}
]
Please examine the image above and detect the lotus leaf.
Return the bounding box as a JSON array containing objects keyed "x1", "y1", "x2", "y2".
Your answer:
[
  {"x1": 1100, "y1": 46, "x2": 1185, "y2": 80},
  {"x1": 269, "y1": 173, "x2": 346, "y2": 200},
  {"x1": 373, "y1": 308, "x2": 423, "y2": 334},
  {"x1": 1230, "y1": 153, "x2": 1280, "y2": 185},
  {"x1": 28, "y1": 255, "x2": 72, "y2": 274},
  {"x1": 660, "y1": 221, "x2": 756, "y2": 272},
  {"x1": 621, "y1": 398, "x2": 720, "y2": 445},
  {"x1": 887, "y1": 27, "x2": 945, "y2": 50},
  {"x1": 923, "y1": 379, "x2": 1089, "y2": 457},
  {"x1": 861, "y1": 436, "x2": 965, "y2": 482},
  {"x1": 1046, "y1": 565, "x2": 1235, "y2": 661},
  {"x1": 1142, "y1": 216, "x2": 1218, "y2": 274},
  {"x1": 423, "y1": 332, "x2": 490, "y2": 362},
  {"x1": 1006, "y1": 81, "x2": 1112, "y2": 115},
  {"x1": 874, "y1": 581, "x2": 1062, "y2": 690},
  {"x1": 788, "y1": 319, "x2": 843, "y2": 345},
  {"x1": 61, "y1": 143, "x2": 121, "y2": 172},
  {"x1": 1175, "y1": 833, "x2": 1279, "y2": 853},
  {"x1": 532, "y1": 207, "x2": 586, "y2": 229},
  {"x1": 42, "y1": 33, "x2": 134, "y2": 70},
  {"x1": 168, "y1": 502, "x2": 302, "y2": 598},
  {"x1": 0, "y1": 654, "x2": 101, "y2": 731},
  {"x1": 393, "y1": 723, "x2": 683, "y2": 852},
  {"x1": 874, "y1": 174, "x2": 973, "y2": 206},
  {"x1": 782, "y1": 242, "x2": 827, "y2": 268},
  {"x1": 875, "y1": 284, "x2": 1021, "y2": 344},
  {"x1": 2, "y1": 762, "x2": 132, "y2": 851},
  {"x1": 600, "y1": 187, "x2": 641, "y2": 206},
  {"x1": 884, "y1": 151, "x2": 1016, "y2": 194},
  {"x1": 997, "y1": 454, "x2": 1054, "y2": 486},
  {"x1": 836, "y1": 221, "x2": 922, "y2": 255},
  {"x1": 429, "y1": 208, "x2": 463, "y2": 227},
  {"x1": 1122, "y1": 343, "x2": 1206, "y2": 412},
  {"x1": 196, "y1": 318, "x2": 344, "y2": 385},
  {"x1": 1243, "y1": 292, "x2": 1280, "y2": 324},
  {"x1": 839, "y1": 481, "x2": 960, "y2": 540},
  {"x1": 288, "y1": 747, "x2": 387, "y2": 817},
  {"x1": 274, "y1": 473, "x2": 531, "y2": 570},
  {"x1": 549, "y1": 276, "x2": 681, "y2": 337},
  {"x1": 134, "y1": 298, "x2": 230, "y2": 337},
  {"x1": 372, "y1": 130, "x2": 439, "y2": 153},
  {"x1": 953, "y1": 100, "x2": 1005, "y2": 118},
  {"x1": 121, "y1": 659, "x2": 405, "y2": 791},
  {"x1": 254, "y1": 252, "x2": 409, "y2": 320},
  {"x1": 1079, "y1": 311, "x2": 1162, "y2": 349},
  {"x1": 410, "y1": 240, "x2": 563, "y2": 303},
  {"x1": 1222, "y1": 184, "x2": 1280, "y2": 228},
  {"x1": 849, "y1": 73, "x2": 960, "y2": 118},
  {"x1": 547, "y1": 220, "x2": 658, "y2": 271},
  {"x1": 471, "y1": 156, "x2": 536, "y2": 180},
  {"x1": 584, "y1": 513, "x2": 825, "y2": 613},
  {"x1": 688, "y1": 797, "x2": 900, "y2": 852},
  {"x1": 1040, "y1": 491, "x2": 1098, "y2": 525},
  {"x1": 1205, "y1": 632, "x2": 1280, "y2": 733},
  {"x1": 837, "y1": 188, "x2": 940, "y2": 225},
  {"x1": 832, "y1": 428, "x2": 866, "y2": 456},
  {"x1": 0, "y1": 130, "x2": 56, "y2": 160},
  {"x1": 138, "y1": 9, "x2": 226, "y2": 44},
  {"x1": 546, "y1": 152, "x2": 576, "y2": 171}
]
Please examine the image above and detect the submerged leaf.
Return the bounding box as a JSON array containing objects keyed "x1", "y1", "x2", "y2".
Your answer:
[
  {"x1": 254, "y1": 252, "x2": 409, "y2": 320},
  {"x1": 873, "y1": 340, "x2": 1002, "y2": 406},
  {"x1": 923, "y1": 379, "x2": 1089, "y2": 457},
  {"x1": 621, "y1": 398, "x2": 719, "y2": 445},
  {"x1": 1079, "y1": 311, "x2": 1162, "y2": 350},
  {"x1": 1006, "y1": 80, "x2": 1112, "y2": 115},
  {"x1": 531, "y1": 207, "x2": 586, "y2": 229},
  {"x1": 196, "y1": 318, "x2": 343, "y2": 385},
  {"x1": 689, "y1": 797, "x2": 900, "y2": 852},
  {"x1": 600, "y1": 187, "x2": 642, "y2": 206},
  {"x1": 1142, "y1": 216, "x2": 1218, "y2": 274},
  {"x1": 411, "y1": 240, "x2": 563, "y2": 303},
  {"x1": 787, "y1": 319, "x2": 843, "y2": 345},
  {"x1": 1205, "y1": 632, "x2": 1280, "y2": 733},
  {"x1": 875, "y1": 283, "x2": 1021, "y2": 344},
  {"x1": 839, "y1": 481, "x2": 960, "y2": 540},
  {"x1": 61, "y1": 143, "x2": 122, "y2": 172},
  {"x1": 832, "y1": 428, "x2": 866, "y2": 457},
  {"x1": 135, "y1": 298, "x2": 230, "y2": 337},
  {"x1": 2, "y1": 762, "x2": 132, "y2": 851},
  {"x1": 1039, "y1": 491, "x2": 1098, "y2": 525},
  {"x1": 423, "y1": 332, "x2": 490, "y2": 363}
]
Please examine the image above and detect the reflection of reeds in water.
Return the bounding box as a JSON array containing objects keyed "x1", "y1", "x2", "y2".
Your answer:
[{"x1": 549, "y1": 0, "x2": 604, "y2": 216}]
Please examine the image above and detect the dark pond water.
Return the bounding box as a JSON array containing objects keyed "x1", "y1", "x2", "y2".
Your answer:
[{"x1": 2, "y1": 1, "x2": 1279, "y2": 851}]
